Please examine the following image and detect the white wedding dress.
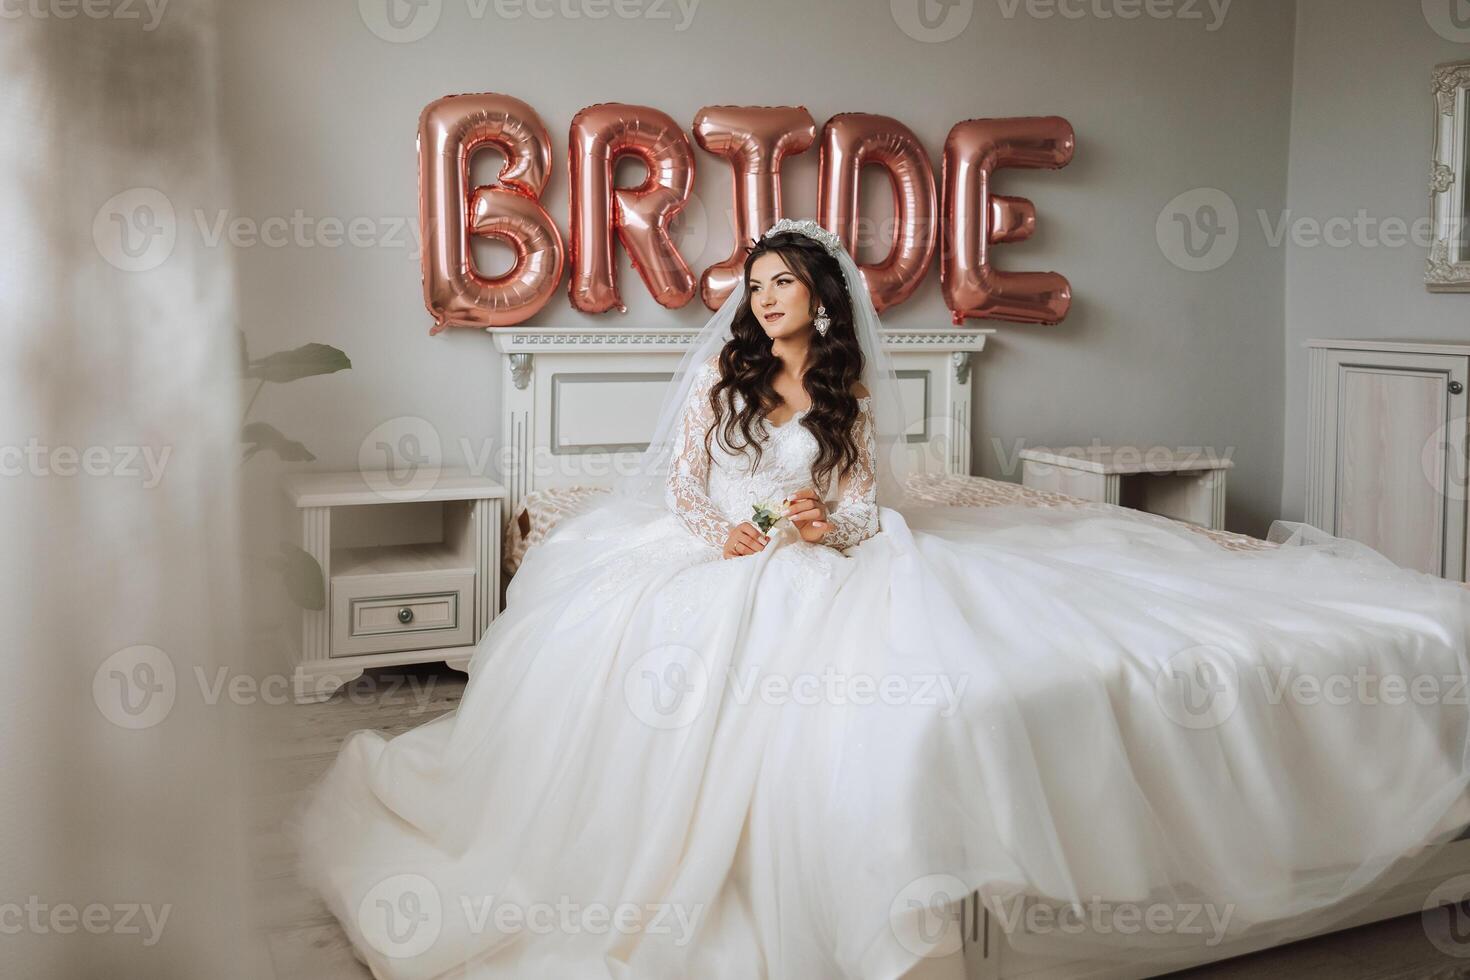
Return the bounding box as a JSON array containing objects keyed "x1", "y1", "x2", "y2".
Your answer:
[{"x1": 293, "y1": 356, "x2": 1470, "y2": 980}]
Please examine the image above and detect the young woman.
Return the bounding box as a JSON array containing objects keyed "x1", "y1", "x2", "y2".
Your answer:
[{"x1": 294, "y1": 220, "x2": 1470, "y2": 980}]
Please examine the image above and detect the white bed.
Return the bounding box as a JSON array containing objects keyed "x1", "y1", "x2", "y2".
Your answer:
[{"x1": 487, "y1": 325, "x2": 1470, "y2": 980}]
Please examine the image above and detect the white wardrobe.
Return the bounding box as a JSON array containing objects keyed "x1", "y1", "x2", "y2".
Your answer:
[{"x1": 1306, "y1": 339, "x2": 1470, "y2": 580}]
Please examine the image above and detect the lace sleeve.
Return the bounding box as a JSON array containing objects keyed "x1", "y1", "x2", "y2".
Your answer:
[
  {"x1": 823, "y1": 396, "x2": 880, "y2": 551},
  {"x1": 664, "y1": 359, "x2": 734, "y2": 549}
]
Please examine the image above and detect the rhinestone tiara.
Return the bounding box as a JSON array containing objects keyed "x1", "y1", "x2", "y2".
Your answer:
[{"x1": 761, "y1": 218, "x2": 844, "y2": 257}]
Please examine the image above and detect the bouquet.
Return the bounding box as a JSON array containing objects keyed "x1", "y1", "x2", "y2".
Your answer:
[{"x1": 750, "y1": 498, "x2": 790, "y2": 534}]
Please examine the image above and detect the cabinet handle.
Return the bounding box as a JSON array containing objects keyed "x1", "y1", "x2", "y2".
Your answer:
[
  {"x1": 397, "y1": 607, "x2": 414, "y2": 625},
  {"x1": 1451, "y1": 381, "x2": 1464, "y2": 395}
]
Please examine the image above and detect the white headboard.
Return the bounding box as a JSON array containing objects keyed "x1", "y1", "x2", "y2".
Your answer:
[{"x1": 489, "y1": 327, "x2": 993, "y2": 517}]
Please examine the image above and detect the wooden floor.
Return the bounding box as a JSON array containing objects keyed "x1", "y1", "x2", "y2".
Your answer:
[{"x1": 246, "y1": 663, "x2": 1470, "y2": 980}]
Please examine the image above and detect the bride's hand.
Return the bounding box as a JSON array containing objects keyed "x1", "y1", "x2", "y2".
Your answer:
[
  {"x1": 722, "y1": 522, "x2": 769, "y2": 559},
  {"x1": 785, "y1": 488, "x2": 829, "y2": 543}
]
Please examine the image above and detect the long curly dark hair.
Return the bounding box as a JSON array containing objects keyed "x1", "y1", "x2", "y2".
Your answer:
[{"x1": 703, "y1": 231, "x2": 865, "y2": 496}]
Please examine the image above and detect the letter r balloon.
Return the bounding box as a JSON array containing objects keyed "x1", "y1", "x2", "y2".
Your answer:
[{"x1": 568, "y1": 103, "x2": 698, "y2": 314}]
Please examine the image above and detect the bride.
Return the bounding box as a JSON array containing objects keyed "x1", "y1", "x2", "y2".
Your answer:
[{"x1": 293, "y1": 220, "x2": 1470, "y2": 980}]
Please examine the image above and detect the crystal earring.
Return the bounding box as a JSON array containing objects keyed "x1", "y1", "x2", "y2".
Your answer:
[{"x1": 813, "y1": 305, "x2": 830, "y2": 337}]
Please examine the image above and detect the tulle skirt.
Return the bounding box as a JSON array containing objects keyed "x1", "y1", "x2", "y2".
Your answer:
[{"x1": 289, "y1": 497, "x2": 1470, "y2": 979}]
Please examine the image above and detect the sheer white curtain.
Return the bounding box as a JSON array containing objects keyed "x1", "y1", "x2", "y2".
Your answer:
[{"x1": 0, "y1": 1, "x2": 253, "y2": 976}]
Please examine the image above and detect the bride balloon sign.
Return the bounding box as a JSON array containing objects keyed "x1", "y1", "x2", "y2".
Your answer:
[{"x1": 417, "y1": 93, "x2": 1075, "y2": 333}]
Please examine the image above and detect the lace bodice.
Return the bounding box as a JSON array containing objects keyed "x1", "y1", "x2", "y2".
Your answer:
[{"x1": 664, "y1": 359, "x2": 880, "y2": 553}]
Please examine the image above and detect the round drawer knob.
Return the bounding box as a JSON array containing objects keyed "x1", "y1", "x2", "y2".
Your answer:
[
  {"x1": 397, "y1": 607, "x2": 414, "y2": 625},
  {"x1": 1452, "y1": 381, "x2": 1465, "y2": 395}
]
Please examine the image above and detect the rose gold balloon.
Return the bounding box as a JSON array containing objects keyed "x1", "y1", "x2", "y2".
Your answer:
[
  {"x1": 990, "y1": 195, "x2": 1036, "y2": 243},
  {"x1": 941, "y1": 116, "x2": 1075, "y2": 325},
  {"x1": 568, "y1": 103, "x2": 697, "y2": 313},
  {"x1": 692, "y1": 105, "x2": 816, "y2": 310},
  {"x1": 418, "y1": 93, "x2": 565, "y2": 333},
  {"x1": 816, "y1": 113, "x2": 938, "y2": 313}
]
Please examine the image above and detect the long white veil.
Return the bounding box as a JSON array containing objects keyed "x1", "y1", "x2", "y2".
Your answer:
[{"x1": 614, "y1": 220, "x2": 914, "y2": 511}]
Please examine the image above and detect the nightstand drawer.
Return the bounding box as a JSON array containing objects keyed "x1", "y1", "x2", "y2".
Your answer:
[{"x1": 330, "y1": 570, "x2": 475, "y2": 658}]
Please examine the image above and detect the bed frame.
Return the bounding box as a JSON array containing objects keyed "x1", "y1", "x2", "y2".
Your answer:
[
  {"x1": 489, "y1": 326, "x2": 992, "y2": 516},
  {"x1": 488, "y1": 325, "x2": 1470, "y2": 979}
]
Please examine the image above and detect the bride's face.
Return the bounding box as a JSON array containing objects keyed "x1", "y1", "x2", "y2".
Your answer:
[{"x1": 748, "y1": 253, "x2": 814, "y2": 341}]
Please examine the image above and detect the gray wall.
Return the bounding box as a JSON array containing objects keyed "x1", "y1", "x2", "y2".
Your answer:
[
  {"x1": 219, "y1": 0, "x2": 1298, "y2": 535},
  {"x1": 1281, "y1": 0, "x2": 1470, "y2": 521}
]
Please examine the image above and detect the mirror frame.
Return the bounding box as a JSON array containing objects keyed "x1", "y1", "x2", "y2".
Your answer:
[{"x1": 1428, "y1": 59, "x2": 1470, "y2": 291}]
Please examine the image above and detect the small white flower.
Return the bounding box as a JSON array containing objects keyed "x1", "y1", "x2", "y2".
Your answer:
[{"x1": 751, "y1": 499, "x2": 788, "y2": 534}]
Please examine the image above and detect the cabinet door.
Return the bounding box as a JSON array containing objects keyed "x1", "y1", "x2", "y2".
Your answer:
[{"x1": 1309, "y1": 349, "x2": 1469, "y2": 578}]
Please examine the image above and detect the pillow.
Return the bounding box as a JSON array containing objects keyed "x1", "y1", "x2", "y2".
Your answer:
[
  {"x1": 503, "y1": 486, "x2": 612, "y2": 580},
  {"x1": 904, "y1": 473, "x2": 1271, "y2": 554}
]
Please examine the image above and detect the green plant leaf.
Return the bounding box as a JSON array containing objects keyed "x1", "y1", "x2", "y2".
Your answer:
[
  {"x1": 244, "y1": 343, "x2": 351, "y2": 383},
  {"x1": 751, "y1": 502, "x2": 782, "y2": 533},
  {"x1": 241, "y1": 421, "x2": 316, "y2": 462},
  {"x1": 279, "y1": 542, "x2": 326, "y2": 611}
]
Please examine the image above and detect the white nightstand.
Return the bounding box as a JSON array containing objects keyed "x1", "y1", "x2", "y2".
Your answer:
[
  {"x1": 1020, "y1": 446, "x2": 1233, "y2": 530},
  {"x1": 282, "y1": 469, "x2": 505, "y2": 703}
]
